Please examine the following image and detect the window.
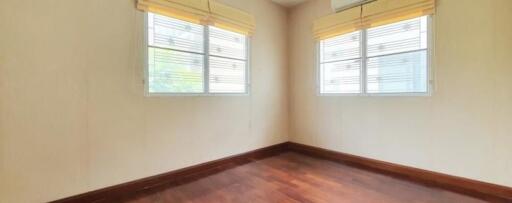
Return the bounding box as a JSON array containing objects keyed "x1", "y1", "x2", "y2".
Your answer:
[
  {"x1": 146, "y1": 13, "x2": 249, "y2": 95},
  {"x1": 318, "y1": 16, "x2": 431, "y2": 95}
]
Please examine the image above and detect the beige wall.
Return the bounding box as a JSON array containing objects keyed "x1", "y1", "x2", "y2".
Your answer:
[
  {"x1": 288, "y1": 0, "x2": 512, "y2": 187},
  {"x1": 0, "y1": 0, "x2": 289, "y2": 202},
  {"x1": 2, "y1": 0, "x2": 512, "y2": 202}
]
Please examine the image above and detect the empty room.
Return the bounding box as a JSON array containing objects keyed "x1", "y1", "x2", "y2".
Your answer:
[{"x1": 1, "y1": 0, "x2": 511, "y2": 202}]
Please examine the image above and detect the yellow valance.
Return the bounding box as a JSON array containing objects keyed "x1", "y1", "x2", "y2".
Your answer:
[
  {"x1": 362, "y1": 0, "x2": 435, "y2": 28},
  {"x1": 313, "y1": 0, "x2": 435, "y2": 40},
  {"x1": 209, "y1": 1, "x2": 255, "y2": 35},
  {"x1": 137, "y1": 0, "x2": 210, "y2": 25},
  {"x1": 136, "y1": 0, "x2": 255, "y2": 35},
  {"x1": 313, "y1": 6, "x2": 361, "y2": 40}
]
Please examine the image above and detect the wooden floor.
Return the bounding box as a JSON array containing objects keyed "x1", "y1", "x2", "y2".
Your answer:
[{"x1": 121, "y1": 152, "x2": 487, "y2": 203}]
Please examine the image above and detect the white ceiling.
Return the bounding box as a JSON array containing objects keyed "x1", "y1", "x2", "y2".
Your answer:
[{"x1": 271, "y1": 0, "x2": 308, "y2": 8}]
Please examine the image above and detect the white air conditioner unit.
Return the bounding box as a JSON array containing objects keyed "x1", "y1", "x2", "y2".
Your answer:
[{"x1": 331, "y1": 0, "x2": 365, "y2": 12}]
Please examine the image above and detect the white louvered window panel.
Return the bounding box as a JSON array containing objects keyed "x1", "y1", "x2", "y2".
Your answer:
[
  {"x1": 145, "y1": 13, "x2": 249, "y2": 95},
  {"x1": 148, "y1": 48, "x2": 204, "y2": 93},
  {"x1": 208, "y1": 27, "x2": 248, "y2": 93},
  {"x1": 366, "y1": 50, "x2": 427, "y2": 93},
  {"x1": 318, "y1": 16, "x2": 430, "y2": 95},
  {"x1": 209, "y1": 57, "x2": 247, "y2": 93},
  {"x1": 366, "y1": 16, "x2": 428, "y2": 93},
  {"x1": 319, "y1": 31, "x2": 361, "y2": 94},
  {"x1": 148, "y1": 13, "x2": 204, "y2": 53},
  {"x1": 209, "y1": 26, "x2": 247, "y2": 60}
]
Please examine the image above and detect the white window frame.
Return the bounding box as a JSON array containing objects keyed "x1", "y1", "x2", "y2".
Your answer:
[
  {"x1": 316, "y1": 15, "x2": 434, "y2": 97},
  {"x1": 143, "y1": 13, "x2": 251, "y2": 97}
]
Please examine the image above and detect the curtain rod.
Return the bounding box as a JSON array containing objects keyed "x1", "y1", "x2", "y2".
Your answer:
[{"x1": 334, "y1": 0, "x2": 377, "y2": 13}]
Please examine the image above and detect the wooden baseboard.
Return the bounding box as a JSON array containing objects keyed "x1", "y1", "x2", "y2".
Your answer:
[
  {"x1": 51, "y1": 142, "x2": 288, "y2": 203},
  {"x1": 288, "y1": 142, "x2": 512, "y2": 202},
  {"x1": 52, "y1": 142, "x2": 512, "y2": 202}
]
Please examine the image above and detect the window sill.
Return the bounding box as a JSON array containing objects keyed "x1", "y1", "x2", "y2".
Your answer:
[
  {"x1": 317, "y1": 92, "x2": 432, "y2": 97},
  {"x1": 145, "y1": 93, "x2": 250, "y2": 97}
]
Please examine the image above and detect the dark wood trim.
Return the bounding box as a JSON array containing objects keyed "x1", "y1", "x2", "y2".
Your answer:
[
  {"x1": 288, "y1": 142, "x2": 512, "y2": 202},
  {"x1": 52, "y1": 142, "x2": 512, "y2": 202},
  {"x1": 51, "y1": 142, "x2": 288, "y2": 203}
]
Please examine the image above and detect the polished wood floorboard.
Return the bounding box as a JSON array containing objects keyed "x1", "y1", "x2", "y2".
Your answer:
[{"x1": 121, "y1": 152, "x2": 487, "y2": 203}]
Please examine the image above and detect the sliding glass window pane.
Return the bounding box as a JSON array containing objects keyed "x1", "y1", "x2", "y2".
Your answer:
[
  {"x1": 367, "y1": 16, "x2": 427, "y2": 57},
  {"x1": 148, "y1": 47, "x2": 204, "y2": 93},
  {"x1": 148, "y1": 13, "x2": 204, "y2": 53},
  {"x1": 321, "y1": 59, "x2": 361, "y2": 94},
  {"x1": 209, "y1": 56, "x2": 246, "y2": 93},
  {"x1": 321, "y1": 31, "x2": 361, "y2": 62},
  {"x1": 209, "y1": 26, "x2": 247, "y2": 60},
  {"x1": 366, "y1": 50, "x2": 427, "y2": 93}
]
